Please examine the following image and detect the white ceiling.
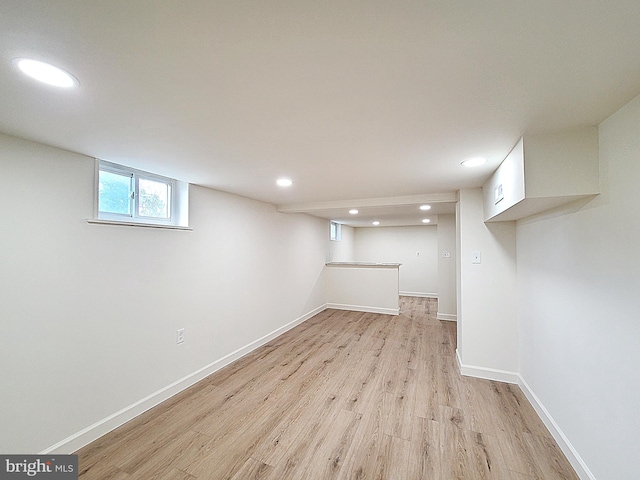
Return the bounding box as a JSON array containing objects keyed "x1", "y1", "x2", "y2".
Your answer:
[
  {"x1": 2, "y1": 1, "x2": 640, "y2": 226},
  {"x1": 278, "y1": 193, "x2": 457, "y2": 227}
]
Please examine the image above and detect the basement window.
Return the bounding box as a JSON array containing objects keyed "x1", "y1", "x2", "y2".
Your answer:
[
  {"x1": 330, "y1": 221, "x2": 342, "y2": 241},
  {"x1": 92, "y1": 160, "x2": 189, "y2": 229}
]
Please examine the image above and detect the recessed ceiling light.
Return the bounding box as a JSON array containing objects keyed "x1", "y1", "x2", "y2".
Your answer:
[
  {"x1": 14, "y1": 58, "x2": 78, "y2": 88},
  {"x1": 422, "y1": 219, "x2": 431, "y2": 223},
  {"x1": 349, "y1": 209, "x2": 359, "y2": 215},
  {"x1": 461, "y1": 157, "x2": 487, "y2": 168},
  {"x1": 372, "y1": 221, "x2": 380, "y2": 226},
  {"x1": 276, "y1": 178, "x2": 293, "y2": 187},
  {"x1": 419, "y1": 205, "x2": 431, "y2": 211}
]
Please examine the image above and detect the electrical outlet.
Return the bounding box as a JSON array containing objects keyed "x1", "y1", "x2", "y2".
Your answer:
[
  {"x1": 177, "y1": 328, "x2": 185, "y2": 344},
  {"x1": 443, "y1": 251, "x2": 451, "y2": 258}
]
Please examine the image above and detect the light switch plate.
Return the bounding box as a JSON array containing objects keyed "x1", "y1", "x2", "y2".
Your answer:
[{"x1": 472, "y1": 251, "x2": 481, "y2": 264}]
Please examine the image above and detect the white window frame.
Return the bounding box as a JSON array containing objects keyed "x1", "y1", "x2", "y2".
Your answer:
[
  {"x1": 134, "y1": 173, "x2": 174, "y2": 222},
  {"x1": 330, "y1": 221, "x2": 342, "y2": 241},
  {"x1": 92, "y1": 160, "x2": 190, "y2": 229}
]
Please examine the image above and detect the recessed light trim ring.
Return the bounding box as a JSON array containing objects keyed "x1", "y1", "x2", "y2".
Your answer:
[
  {"x1": 461, "y1": 157, "x2": 487, "y2": 168},
  {"x1": 14, "y1": 58, "x2": 78, "y2": 88}
]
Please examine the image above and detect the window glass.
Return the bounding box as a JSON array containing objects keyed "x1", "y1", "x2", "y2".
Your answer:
[
  {"x1": 95, "y1": 160, "x2": 187, "y2": 227},
  {"x1": 99, "y1": 169, "x2": 132, "y2": 215},
  {"x1": 330, "y1": 221, "x2": 342, "y2": 241},
  {"x1": 138, "y1": 177, "x2": 171, "y2": 219}
]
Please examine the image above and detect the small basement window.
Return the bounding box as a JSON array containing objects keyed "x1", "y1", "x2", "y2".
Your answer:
[
  {"x1": 93, "y1": 160, "x2": 189, "y2": 228},
  {"x1": 330, "y1": 221, "x2": 342, "y2": 241}
]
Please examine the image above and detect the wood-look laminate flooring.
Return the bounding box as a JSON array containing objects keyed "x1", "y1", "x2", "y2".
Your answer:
[{"x1": 76, "y1": 297, "x2": 579, "y2": 479}]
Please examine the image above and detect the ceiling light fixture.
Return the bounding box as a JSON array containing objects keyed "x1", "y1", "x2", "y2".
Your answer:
[
  {"x1": 372, "y1": 221, "x2": 380, "y2": 226},
  {"x1": 461, "y1": 157, "x2": 487, "y2": 168},
  {"x1": 419, "y1": 205, "x2": 431, "y2": 211},
  {"x1": 14, "y1": 58, "x2": 78, "y2": 88},
  {"x1": 422, "y1": 219, "x2": 431, "y2": 223},
  {"x1": 349, "y1": 209, "x2": 359, "y2": 215},
  {"x1": 276, "y1": 178, "x2": 293, "y2": 187}
]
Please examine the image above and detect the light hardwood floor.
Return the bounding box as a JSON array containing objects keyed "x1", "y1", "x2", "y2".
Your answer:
[{"x1": 76, "y1": 297, "x2": 579, "y2": 479}]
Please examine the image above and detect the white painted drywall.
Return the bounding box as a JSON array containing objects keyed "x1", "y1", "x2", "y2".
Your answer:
[
  {"x1": 325, "y1": 264, "x2": 400, "y2": 315},
  {"x1": 436, "y1": 214, "x2": 457, "y2": 320},
  {"x1": 354, "y1": 225, "x2": 437, "y2": 297},
  {"x1": 0, "y1": 133, "x2": 328, "y2": 454},
  {"x1": 523, "y1": 127, "x2": 599, "y2": 198},
  {"x1": 516, "y1": 94, "x2": 640, "y2": 480},
  {"x1": 484, "y1": 129, "x2": 600, "y2": 222},
  {"x1": 483, "y1": 137, "x2": 526, "y2": 219},
  {"x1": 328, "y1": 224, "x2": 355, "y2": 262},
  {"x1": 456, "y1": 188, "x2": 518, "y2": 376}
]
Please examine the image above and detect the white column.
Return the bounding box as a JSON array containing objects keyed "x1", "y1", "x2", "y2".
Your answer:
[{"x1": 456, "y1": 188, "x2": 518, "y2": 382}]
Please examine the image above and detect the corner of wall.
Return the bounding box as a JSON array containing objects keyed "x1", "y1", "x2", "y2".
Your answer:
[{"x1": 517, "y1": 376, "x2": 596, "y2": 480}]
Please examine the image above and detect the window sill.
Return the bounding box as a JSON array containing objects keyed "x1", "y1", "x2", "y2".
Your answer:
[{"x1": 87, "y1": 219, "x2": 193, "y2": 231}]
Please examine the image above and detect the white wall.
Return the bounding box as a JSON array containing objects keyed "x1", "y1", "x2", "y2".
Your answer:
[
  {"x1": 325, "y1": 265, "x2": 400, "y2": 315},
  {"x1": 516, "y1": 94, "x2": 640, "y2": 480},
  {"x1": 457, "y1": 188, "x2": 518, "y2": 379},
  {"x1": 354, "y1": 225, "x2": 437, "y2": 297},
  {"x1": 436, "y1": 214, "x2": 457, "y2": 320},
  {"x1": 484, "y1": 129, "x2": 600, "y2": 222},
  {"x1": 328, "y1": 224, "x2": 355, "y2": 262},
  {"x1": 0, "y1": 133, "x2": 329, "y2": 454},
  {"x1": 483, "y1": 137, "x2": 526, "y2": 219}
]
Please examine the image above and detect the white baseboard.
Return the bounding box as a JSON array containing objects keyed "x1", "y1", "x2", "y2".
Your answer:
[
  {"x1": 41, "y1": 304, "x2": 328, "y2": 455},
  {"x1": 455, "y1": 349, "x2": 595, "y2": 480},
  {"x1": 518, "y1": 376, "x2": 596, "y2": 480},
  {"x1": 436, "y1": 312, "x2": 457, "y2": 322},
  {"x1": 399, "y1": 291, "x2": 438, "y2": 298},
  {"x1": 45, "y1": 308, "x2": 594, "y2": 480},
  {"x1": 326, "y1": 303, "x2": 399, "y2": 316},
  {"x1": 455, "y1": 349, "x2": 519, "y2": 384}
]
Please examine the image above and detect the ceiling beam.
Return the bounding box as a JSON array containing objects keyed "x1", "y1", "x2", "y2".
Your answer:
[{"x1": 277, "y1": 192, "x2": 457, "y2": 214}]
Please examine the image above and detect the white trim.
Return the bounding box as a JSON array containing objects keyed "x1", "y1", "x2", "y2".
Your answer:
[
  {"x1": 455, "y1": 349, "x2": 519, "y2": 384},
  {"x1": 40, "y1": 304, "x2": 327, "y2": 454},
  {"x1": 399, "y1": 291, "x2": 437, "y2": 298},
  {"x1": 326, "y1": 303, "x2": 399, "y2": 316},
  {"x1": 327, "y1": 262, "x2": 401, "y2": 269},
  {"x1": 436, "y1": 312, "x2": 457, "y2": 322},
  {"x1": 455, "y1": 349, "x2": 595, "y2": 480},
  {"x1": 87, "y1": 219, "x2": 193, "y2": 231},
  {"x1": 518, "y1": 376, "x2": 596, "y2": 480}
]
